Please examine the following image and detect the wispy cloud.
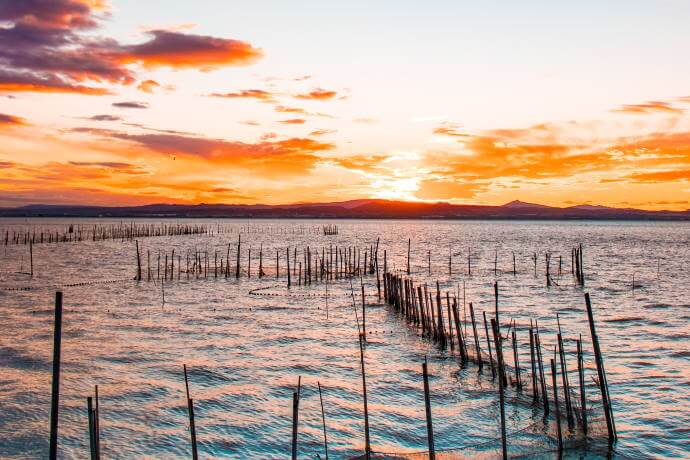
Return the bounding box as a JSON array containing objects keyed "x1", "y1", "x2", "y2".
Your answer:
[
  {"x1": 209, "y1": 89, "x2": 274, "y2": 102},
  {"x1": 294, "y1": 88, "x2": 337, "y2": 101},
  {"x1": 113, "y1": 101, "x2": 149, "y2": 109},
  {"x1": 87, "y1": 114, "x2": 122, "y2": 121},
  {"x1": 0, "y1": 113, "x2": 27, "y2": 126},
  {"x1": 612, "y1": 100, "x2": 684, "y2": 115}
]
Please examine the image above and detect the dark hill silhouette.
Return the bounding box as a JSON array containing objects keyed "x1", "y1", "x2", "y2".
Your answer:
[{"x1": 1, "y1": 199, "x2": 688, "y2": 220}]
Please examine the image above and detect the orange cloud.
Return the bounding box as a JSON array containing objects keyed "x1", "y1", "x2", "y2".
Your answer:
[
  {"x1": 433, "y1": 123, "x2": 471, "y2": 138},
  {"x1": 0, "y1": 71, "x2": 111, "y2": 94},
  {"x1": 330, "y1": 154, "x2": 389, "y2": 173},
  {"x1": 294, "y1": 88, "x2": 337, "y2": 100},
  {"x1": 309, "y1": 129, "x2": 337, "y2": 136},
  {"x1": 137, "y1": 79, "x2": 160, "y2": 93},
  {"x1": 279, "y1": 118, "x2": 306, "y2": 125},
  {"x1": 275, "y1": 105, "x2": 306, "y2": 114},
  {"x1": 623, "y1": 170, "x2": 690, "y2": 183},
  {"x1": 0, "y1": 113, "x2": 27, "y2": 127},
  {"x1": 209, "y1": 89, "x2": 274, "y2": 102},
  {"x1": 613, "y1": 100, "x2": 684, "y2": 115},
  {"x1": 117, "y1": 30, "x2": 263, "y2": 70},
  {"x1": 69, "y1": 128, "x2": 335, "y2": 177}
]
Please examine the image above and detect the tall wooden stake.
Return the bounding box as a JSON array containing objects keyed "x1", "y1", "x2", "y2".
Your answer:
[
  {"x1": 359, "y1": 335, "x2": 371, "y2": 458},
  {"x1": 49, "y1": 291, "x2": 63, "y2": 460},
  {"x1": 422, "y1": 357, "x2": 435, "y2": 460},
  {"x1": 318, "y1": 382, "x2": 329, "y2": 460},
  {"x1": 491, "y1": 319, "x2": 508, "y2": 460},
  {"x1": 585, "y1": 293, "x2": 616, "y2": 443}
]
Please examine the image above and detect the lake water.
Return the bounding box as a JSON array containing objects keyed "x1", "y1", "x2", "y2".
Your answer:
[{"x1": 1, "y1": 219, "x2": 688, "y2": 459}]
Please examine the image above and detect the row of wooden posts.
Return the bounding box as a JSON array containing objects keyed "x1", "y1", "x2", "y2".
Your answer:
[
  {"x1": 3, "y1": 222, "x2": 339, "y2": 248},
  {"x1": 134, "y1": 237, "x2": 383, "y2": 290},
  {"x1": 4, "y1": 222, "x2": 214, "y2": 246},
  {"x1": 381, "y1": 273, "x2": 616, "y2": 458},
  {"x1": 134, "y1": 238, "x2": 585, "y2": 292}
]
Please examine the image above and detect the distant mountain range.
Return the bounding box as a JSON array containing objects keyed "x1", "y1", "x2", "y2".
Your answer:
[{"x1": 1, "y1": 199, "x2": 688, "y2": 220}]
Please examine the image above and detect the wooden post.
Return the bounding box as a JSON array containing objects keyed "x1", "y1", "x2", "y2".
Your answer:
[
  {"x1": 577, "y1": 337, "x2": 588, "y2": 435},
  {"x1": 287, "y1": 248, "x2": 291, "y2": 288},
  {"x1": 436, "y1": 282, "x2": 446, "y2": 348},
  {"x1": 187, "y1": 398, "x2": 199, "y2": 460},
  {"x1": 494, "y1": 282, "x2": 499, "y2": 332},
  {"x1": 579, "y1": 244, "x2": 585, "y2": 286},
  {"x1": 469, "y1": 303, "x2": 482, "y2": 369},
  {"x1": 94, "y1": 386, "x2": 100, "y2": 459},
  {"x1": 87, "y1": 397, "x2": 97, "y2": 460},
  {"x1": 491, "y1": 319, "x2": 508, "y2": 460},
  {"x1": 361, "y1": 283, "x2": 366, "y2": 338},
  {"x1": 483, "y1": 311, "x2": 496, "y2": 379},
  {"x1": 359, "y1": 335, "x2": 371, "y2": 459},
  {"x1": 452, "y1": 297, "x2": 467, "y2": 362},
  {"x1": 318, "y1": 382, "x2": 329, "y2": 460},
  {"x1": 375, "y1": 239, "x2": 381, "y2": 301},
  {"x1": 135, "y1": 240, "x2": 141, "y2": 281},
  {"x1": 446, "y1": 293, "x2": 454, "y2": 351},
  {"x1": 291, "y1": 391, "x2": 299, "y2": 460},
  {"x1": 556, "y1": 320, "x2": 574, "y2": 426},
  {"x1": 551, "y1": 357, "x2": 563, "y2": 453},
  {"x1": 235, "y1": 234, "x2": 241, "y2": 279},
  {"x1": 407, "y1": 238, "x2": 411, "y2": 275},
  {"x1": 49, "y1": 291, "x2": 63, "y2": 460},
  {"x1": 529, "y1": 322, "x2": 538, "y2": 402},
  {"x1": 29, "y1": 238, "x2": 34, "y2": 277},
  {"x1": 422, "y1": 357, "x2": 436, "y2": 460},
  {"x1": 585, "y1": 293, "x2": 616, "y2": 443},
  {"x1": 512, "y1": 330, "x2": 522, "y2": 389},
  {"x1": 535, "y1": 328, "x2": 549, "y2": 414}
]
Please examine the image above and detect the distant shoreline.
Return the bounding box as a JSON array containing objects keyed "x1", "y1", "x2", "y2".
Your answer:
[{"x1": 1, "y1": 199, "x2": 689, "y2": 221}]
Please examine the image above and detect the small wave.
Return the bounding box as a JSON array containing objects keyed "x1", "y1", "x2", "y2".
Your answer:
[
  {"x1": 603, "y1": 316, "x2": 644, "y2": 323},
  {"x1": 669, "y1": 350, "x2": 690, "y2": 358}
]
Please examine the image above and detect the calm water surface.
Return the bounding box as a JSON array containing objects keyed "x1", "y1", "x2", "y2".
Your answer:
[{"x1": 0, "y1": 219, "x2": 688, "y2": 459}]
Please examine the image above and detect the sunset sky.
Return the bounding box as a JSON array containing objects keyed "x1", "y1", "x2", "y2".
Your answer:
[{"x1": 1, "y1": 0, "x2": 690, "y2": 209}]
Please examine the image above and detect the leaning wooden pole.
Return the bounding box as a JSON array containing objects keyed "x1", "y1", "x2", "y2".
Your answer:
[
  {"x1": 585, "y1": 293, "x2": 616, "y2": 443},
  {"x1": 318, "y1": 382, "x2": 329, "y2": 460},
  {"x1": 491, "y1": 318, "x2": 508, "y2": 460},
  {"x1": 577, "y1": 336, "x2": 588, "y2": 435},
  {"x1": 49, "y1": 291, "x2": 63, "y2": 460},
  {"x1": 422, "y1": 357, "x2": 436, "y2": 460},
  {"x1": 187, "y1": 398, "x2": 199, "y2": 460},
  {"x1": 359, "y1": 334, "x2": 372, "y2": 459},
  {"x1": 551, "y1": 357, "x2": 564, "y2": 453}
]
